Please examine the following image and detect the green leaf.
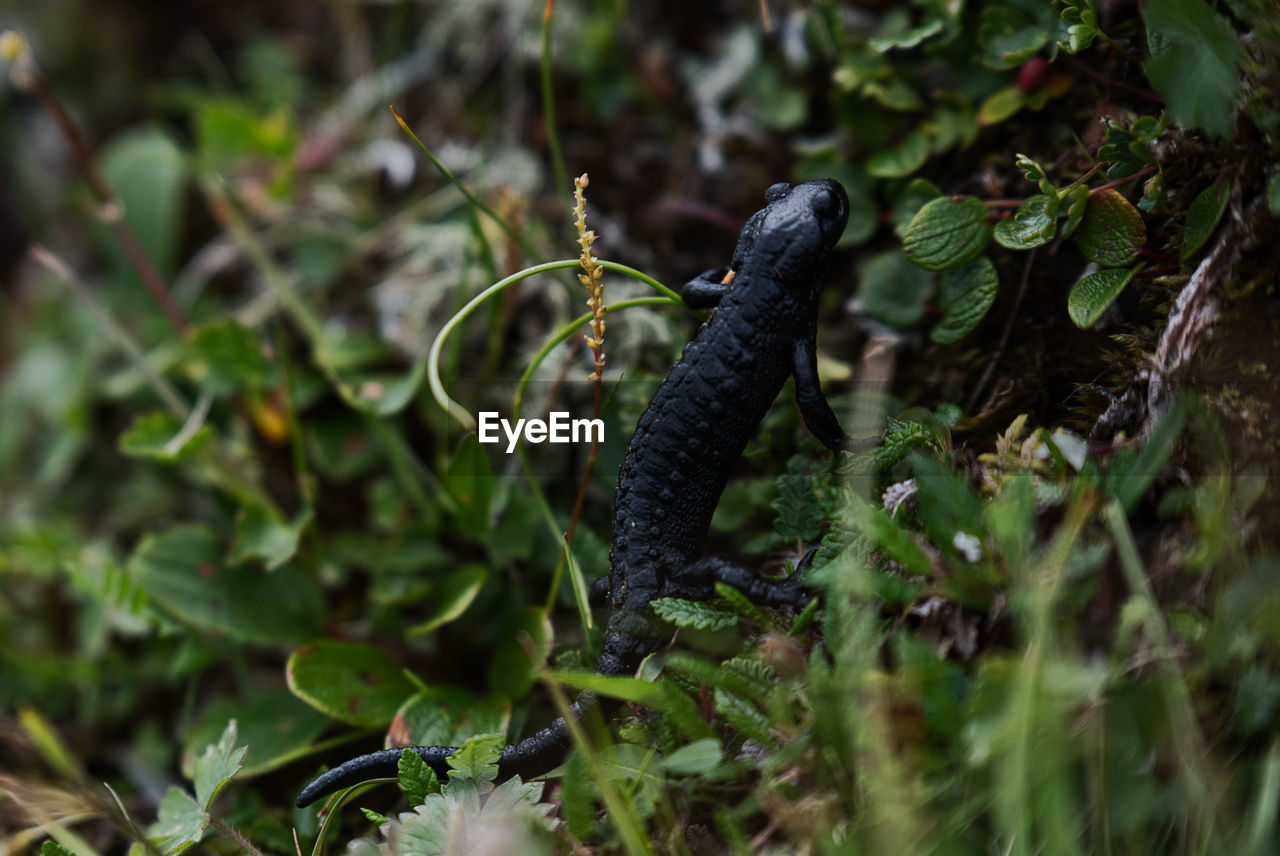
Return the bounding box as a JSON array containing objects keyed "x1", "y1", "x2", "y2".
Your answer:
[
  {"x1": 395, "y1": 687, "x2": 509, "y2": 748},
  {"x1": 407, "y1": 563, "x2": 488, "y2": 635},
  {"x1": 1061, "y1": 185, "x2": 1090, "y2": 239},
  {"x1": 185, "y1": 320, "x2": 273, "y2": 396},
  {"x1": 858, "y1": 250, "x2": 935, "y2": 328},
  {"x1": 378, "y1": 772, "x2": 554, "y2": 855},
  {"x1": 893, "y1": 179, "x2": 942, "y2": 239},
  {"x1": 1074, "y1": 189, "x2": 1146, "y2": 265},
  {"x1": 1067, "y1": 266, "x2": 1138, "y2": 328},
  {"x1": 146, "y1": 788, "x2": 207, "y2": 855},
  {"x1": 286, "y1": 639, "x2": 417, "y2": 727},
  {"x1": 444, "y1": 435, "x2": 494, "y2": 539},
  {"x1": 903, "y1": 196, "x2": 992, "y2": 271},
  {"x1": 487, "y1": 606, "x2": 553, "y2": 701},
  {"x1": 399, "y1": 748, "x2": 441, "y2": 806},
  {"x1": 870, "y1": 19, "x2": 944, "y2": 52},
  {"x1": 1143, "y1": 0, "x2": 1241, "y2": 138},
  {"x1": 992, "y1": 194, "x2": 1058, "y2": 249},
  {"x1": 446, "y1": 733, "x2": 504, "y2": 784},
  {"x1": 932, "y1": 256, "x2": 999, "y2": 344},
  {"x1": 550, "y1": 670, "x2": 667, "y2": 708},
  {"x1": 119, "y1": 410, "x2": 213, "y2": 462},
  {"x1": 772, "y1": 461, "x2": 826, "y2": 542},
  {"x1": 97, "y1": 125, "x2": 187, "y2": 286},
  {"x1": 192, "y1": 720, "x2": 245, "y2": 809},
  {"x1": 662, "y1": 738, "x2": 723, "y2": 775},
  {"x1": 978, "y1": 86, "x2": 1025, "y2": 125},
  {"x1": 1060, "y1": 0, "x2": 1101, "y2": 52},
  {"x1": 40, "y1": 843, "x2": 74, "y2": 856},
  {"x1": 979, "y1": 5, "x2": 1051, "y2": 70},
  {"x1": 714, "y1": 687, "x2": 772, "y2": 745},
  {"x1": 1106, "y1": 396, "x2": 1186, "y2": 511},
  {"x1": 866, "y1": 131, "x2": 929, "y2": 178},
  {"x1": 1180, "y1": 182, "x2": 1230, "y2": 261},
  {"x1": 1014, "y1": 153, "x2": 1056, "y2": 196},
  {"x1": 652, "y1": 596, "x2": 738, "y2": 631},
  {"x1": 130, "y1": 525, "x2": 323, "y2": 644},
  {"x1": 182, "y1": 690, "x2": 329, "y2": 776},
  {"x1": 229, "y1": 504, "x2": 311, "y2": 570},
  {"x1": 843, "y1": 494, "x2": 931, "y2": 577}
]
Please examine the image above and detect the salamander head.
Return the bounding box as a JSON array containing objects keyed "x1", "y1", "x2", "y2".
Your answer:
[{"x1": 752, "y1": 179, "x2": 849, "y2": 289}]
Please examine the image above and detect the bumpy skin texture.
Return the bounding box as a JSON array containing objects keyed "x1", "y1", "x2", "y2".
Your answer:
[{"x1": 297, "y1": 179, "x2": 850, "y2": 808}]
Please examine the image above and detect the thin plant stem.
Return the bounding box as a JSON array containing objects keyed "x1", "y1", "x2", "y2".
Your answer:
[
  {"x1": 199, "y1": 175, "x2": 327, "y2": 346},
  {"x1": 13, "y1": 46, "x2": 187, "y2": 330},
  {"x1": 540, "y1": 0, "x2": 569, "y2": 197},
  {"x1": 29, "y1": 244, "x2": 189, "y2": 419}
]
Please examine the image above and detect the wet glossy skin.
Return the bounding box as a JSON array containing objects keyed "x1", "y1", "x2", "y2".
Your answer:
[{"x1": 297, "y1": 179, "x2": 851, "y2": 807}]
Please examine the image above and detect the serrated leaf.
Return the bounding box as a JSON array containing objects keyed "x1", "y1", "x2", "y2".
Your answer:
[
  {"x1": 843, "y1": 493, "x2": 931, "y2": 577},
  {"x1": 1180, "y1": 182, "x2": 1230, "y2": 261},
  {"x1": 652, "y1": 596, "x2": 738, "y2": 631},
  {"x1": 1075, "y1": 189, "x2": 1146, "y2": 265},
  {"x1": 714, "y1": 687, "x2": 773, "y2": 745},
  {"x1": 374, "y1": 773, "x2": 553, "y2": 856},
  {"x1": 1143, "y1": 0, "x2": 1240, "y2": 138},
  {"x1": 903, "y1": 196, "x2": 992, "y2": 271},
  {"x1": 867, "y1": 130, "x2": 929, "y2": 178},
  {"x1": 979, "y1": 5, "x2": 1051, "y2": 70},
  {"x1": 286, "y1": 640, "x2": 416, "y2": 727},
  {"x1": 399, "y1": 748, "x2": 440, "y2": 805},
  {"x1": 1067, "y1": 266, "x2": 1138, "y2": 328},
  {"x1": 119, "y1": 410, "x2": 213, "y2": 462},
  {"x1": 446, "y1": 733, "x2": 504, "y2": 784},
  {"x1": 130, "y1": 525, "x2": 323, "y2": 644},
  {"x1": 193, "y1": 720, "x2": 245, "y2": 809},
  {"x1": 407, "y1": 563, "x2": 488, "y2": 635},
  {"x1": 1014, "y1": 154, "x2": 1055, "y2": 196},
  {"x1": 932, "y1": 255, "x2": 998, "y2": 344},
  {"x1": 146, "y1": 788, "x2": 207, "y2": 855},
  {"x1": 185, "y1": 320, "x2": 273, "y2": 396}
]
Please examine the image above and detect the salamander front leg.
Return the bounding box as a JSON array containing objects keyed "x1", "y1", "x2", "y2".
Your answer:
[
  {"x1": 682, "y1": 267, "x2": 734, "y2": 308},
  {"x1": 792, "y1": 337, "x2": 852, "y2": 452},
  {"x1": 673, "y1": 556, "x2": 812, "y2": 609}
]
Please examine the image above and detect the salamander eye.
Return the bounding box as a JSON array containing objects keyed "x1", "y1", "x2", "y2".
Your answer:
[{"x1": 764, "y1": 182, "x2": 791, "y2": 203}]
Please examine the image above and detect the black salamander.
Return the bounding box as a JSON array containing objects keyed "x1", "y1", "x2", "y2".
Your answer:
[{"x1": 297, "y1": 178, "x2": 851, "y2": 807}]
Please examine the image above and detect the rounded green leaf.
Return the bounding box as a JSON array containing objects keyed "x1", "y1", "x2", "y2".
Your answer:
[
  {"x1": 395, "y1": 687, "x2": 510, "y2": 748},
  {"x1": 1180, "y1": 182, "x2": 1229, "y2": 261},
  {"x1": 867, "y1": 130, "x2": 929, "y2": 178},
  {"x1": 1067, "y1": 266, "x2": 1138, "y2": 328},
  {"x1": 130, "y1": 525, "x2": 323, "y2": 644},
  {"x1": 978, "y1": 86, "x2": 1025, "y2": 125},
  {"x1": 932, "y1": 256, "x2": 999, "y2": 344},
  {"x1": 407, "y1": 563, "x2": 488, "y2": 635},
  {"x1": 287, "y1": 639, "x2": 417, "y2": 727},
  {"x1": 183, "y1": 691, "x2": 329, "y2": 777},
  {"x1": 979, "y1": 5, "x2": 1051, "y2": 70},
  {"x1": 662, "y1": 738, "x2": 724, "y2": 775},
  {"x1": 903, "y1": 196, "x2": 992, "y2": 271},
  {"x1": 1075, "y1": 189, "x2": 1146, "y2": 266},
  {"x1": 858, "y1": 250, "x2": 935, "y2": 328}
]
